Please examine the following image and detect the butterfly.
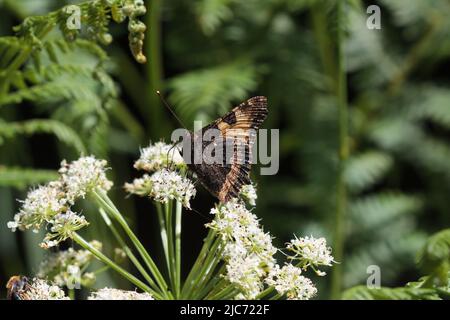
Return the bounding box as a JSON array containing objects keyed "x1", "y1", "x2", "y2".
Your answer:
[{"x1": 181, "y1": 96, "x2": 268, "y2": 203}]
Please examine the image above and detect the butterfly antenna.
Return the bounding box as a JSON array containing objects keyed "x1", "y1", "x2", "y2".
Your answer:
[
  {"x1": 156, "y1": 91, "x2": 187, "y2": 129},
  {"x1": 189, "y1": 206, "x2": 210, "y2": 221}
]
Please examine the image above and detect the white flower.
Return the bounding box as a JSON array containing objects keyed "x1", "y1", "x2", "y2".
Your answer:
[
  {"x1": 225, "y1": 254, "x2": 265, "y2": 299},
  {"x1": 24, "y1": 278, "x2": 70, "y2": 300},
  {"x1": 124, "y1": 174, "x2": 152, "y2": 196},
  {"x1": 88, "y1": 288, "x2": 154, "y2": 300},
  {"x1": 37, "y1": 242, "x2": 101, "y2": 287},
  {"x1": 134, "y1": 141, "x2": 185, "y2": 172},
  {"x1": 59, "y1": 156, "x2": 113, "y2": 203},
  {"x1": 208, "y1": 199, "x2": 276, "y2": 299},
  {"x1": 40, "y1": 210, "x2": 89, "y2": 249},
  {"x1": 7, "y1": 181, "x2": 67, "y2": 232},
  {"x1": 147, "y1": 169, "x2": 196, "y2": 208},
  {"x1": 266, "y1": 264, "x2": 317, "y2": 300},
  {"x1": 286, "y1": 235, "x2": 335, "y2": 275},
  {"x1": 240, "y1": 184, "x2": 257, "y2": 206}
]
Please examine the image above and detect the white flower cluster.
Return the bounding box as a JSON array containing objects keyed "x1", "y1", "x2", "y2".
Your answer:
[
  {"x1": 126, "y1": 142, "x2": 196, "y2": 208},
  {"x1": 148, "y1": 169, "x2": 196, "y2": 208},
  {"x1": 286, "y1": 235, "x2": 335, "y2": 275},
  {"x1": 266, "y1": 264, "x2": 317, "y2": 300},
  {"x1": 23, "y1": 278, "x2": 70, "y2": 300},
  {"x1": 41, "y1": 210, "x2": 89, "y2": 249},
  {"x1": 7, "y1": 156, "x2": 112, "y2": 248},
  {"x1": 59, "y1": 156, "x2": 113, "y2": 203},
  {"x1": 239, "y1": 184, "x2": 257, "y2": 206},
  {"x1": 88, "y1": 288, "x2": 154, "y2": 300},
  {"x1": 37, "y1": 241, "x2": 101, "y2": 287},
  {"x1": 207, "y1": 200, "x2": 277, "y2": 299},
  {"x1": 7, "y1": 181, "x2": 67, "y2": 233},
  {"x1": 134, "y1": 141, "x2": 185, "y2": 172}
]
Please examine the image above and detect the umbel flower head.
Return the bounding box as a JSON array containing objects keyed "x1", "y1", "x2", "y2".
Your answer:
[
  {"x1": 40, "y1": 210, "x2": 89, "y2": 249},
  {"x1": 59, "y1": 156, "x2": 113, "y2": 203},
  {"x1": 88, "y1": 288, "x2": 153, "y2": 300},
  {"x1": 286, "y1": 235, "x2": 335, "y2": 276},
  {"x1": 37, "y1": 241, "x2": 102, "y2": 287},
  {"x1": 266, "y1": 264, "x2": 317, "y2": 300},
  {"x1": 208, "y1": 199, "x2": 277, "y2": 299},
  {"x1": 134, "y1": 141, "x2": 185, "y2": 173},
  {"x1": 7, "y1": 181, "x2": 67, "y2": 233},
  {"x1": 7, "y1": 156, "x2": 111, "y2": 248},
  {"x1": 126, "y1": 169, "x2": 196, "y2": 209}
]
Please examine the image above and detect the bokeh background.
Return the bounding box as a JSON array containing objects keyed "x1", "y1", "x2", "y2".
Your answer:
[{"x1": 0, "y1": 0, "x2": 449, "y2": 299}]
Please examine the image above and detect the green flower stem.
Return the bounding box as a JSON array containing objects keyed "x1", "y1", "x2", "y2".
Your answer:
[
  {"x1": 205, "y1": 285, "x2": 236, "y2": 300},
  {"x1": 72, "y1": 232, "x2": 162, "y2": 299},
  {"x1": 190, "y1": 244, "x2": 224, "y2": 299},
  {"x1": 196, "y1": 265, "x2": 226, "y2": 299},
  {"x1": 201, "y1": 276, "x2": 229, "y2": 299},
  {"x1": 92, "y1": 265, "x2": 110, "y2": 275},
  {"x1": 187, "y1": 237, "x2": 222, "y2": 299},
  {"x1": 175, "y1": 200, "x2": 182, "y2": 298},
  {"x1": 98, "y1": 208, "x2": 160, "y2": 292},
  {"x1": 156, "y1": 202, "x2": 171, "y2": 278},
  {"x1": 269, "y1": 292, "x2": 283, "y2": 300},
  {"x1": 255, "y1": 286, "x2": 275, "y2": 299},
  {"x1": 92, "y1": 189, "x2": 169, "y2": 297},
  {"x1": 181, "y1": 229, "x2": 216, "y2": 298},
  {"x1": 165, "y1": 201, "x2": 176, "y2": 292},
  {"x1": 68, "y1": 288, "x2": 75, "y2": 300},
  {"x1": 331, "y1": 0, "x2": 349, "y2": 300}
]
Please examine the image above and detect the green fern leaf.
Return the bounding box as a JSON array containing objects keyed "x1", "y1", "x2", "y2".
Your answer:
[
  {"x1": 345, "y1": 151, "x2": 393, "y2": 193},
  {"x1": 0, "y1": 166, "x2": 58, "y2": 189},
  {"x1": 0, "y1": 119, "x2": 86, "y2": 153},
  {"x1": 168, "y1": 61, "x2": 258, "y2": 123},
  {"x1": 342, "y1": 285, "x2": 440, "y2": 300}
]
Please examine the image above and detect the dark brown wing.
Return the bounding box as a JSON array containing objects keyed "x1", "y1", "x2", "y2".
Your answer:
[{"x1": 188, "y1": 96, "x2": 268, "y2": 202}]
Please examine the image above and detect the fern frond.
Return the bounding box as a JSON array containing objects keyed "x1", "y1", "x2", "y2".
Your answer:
[
  {"x1": 195, "y1": 0, "x2": 235, "y2": 35},
  {"x1": 345, "y1": 151, "x2": 393, "y2": 193},
  {"x1": 349, "y1": 193, "x2": 422, "y2": 230},
  {"x1": 0, "y1": 166, "x2": 58, "y2": 189},
  {"x1": 168, "y1": 61, "x2": 258, "y2": 122},
  {"x1": 417, "y1": 229, "x2": 450, "y2": 285},
  {"x1": 342, "y1": 285, "x2": 440, "y2": 300},
  {"x1": 0, "y1": 119, "x2": 86, "y2": 153},
  {"x1": 0, "y1": 79, "x2": 99, "y2": 107},
  {"x1": 344, "y1": 230, "x2": 426, "y2": 287},
  {"x1": 409, "y1": 87, "x2": 450, "y2": 130}
]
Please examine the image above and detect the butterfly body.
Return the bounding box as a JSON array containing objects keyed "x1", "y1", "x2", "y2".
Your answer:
[{"x1": 183, "y1": 96, "x2": 268, "y2": 202}]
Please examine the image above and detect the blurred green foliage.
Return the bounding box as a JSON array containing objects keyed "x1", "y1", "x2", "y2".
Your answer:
[{"x1": 0, "y1": 0, "x2": 449, "y2": 299}]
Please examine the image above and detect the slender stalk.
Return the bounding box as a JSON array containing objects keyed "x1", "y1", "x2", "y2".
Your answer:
[
  {"x1": 205, "y1": 286, "x2": 236, "y2": 300},
  {"x1": 98, "y1": 208, "x2": 160, "y2": 292},
  {"x1": 68, "y1": 288, "x2": 75, "y2": 300},
  {"x1": 181, "y1": 229, "x2": 216, "y2": 297},
  {"x1": 156, "y1": 202, "x2": 171, "y2": 277},
  {"x1": 255, "y1": 286, "x2": 275, "y2": 299},
  {"x1": 72, "y1": 233, "x2": 162, "y2": 299},
  {"x1": 165, "y1": 201, "x2": 176, "y2": 291},
  {"x1": 186, "y1": 237, "x2": 222, "y2": 299},
  {"x1": 269, "y1": 292, "x2": 283, "y2": 300},
  {"x1": 174, "y1": 200, "x2": 182, "y2": 298},
  {"x1": 92, "y1": 189, "x2": 169, "y2": 296},
  {"x1": 196, "y1": 264, "x2": 226, "y2": 299},
  {"x1": 330, "y1": 0, "x2": 349, "y2": 300}
]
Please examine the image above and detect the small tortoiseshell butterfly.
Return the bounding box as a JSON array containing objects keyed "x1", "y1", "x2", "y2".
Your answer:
[{"x1": 182, "y1": 96, "x2": 268, "y2": 203}]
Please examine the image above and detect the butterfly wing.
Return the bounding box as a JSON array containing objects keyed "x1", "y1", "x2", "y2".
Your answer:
[{"x1": 188, "y1": 96, "x2": 268, "y2": 202}]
